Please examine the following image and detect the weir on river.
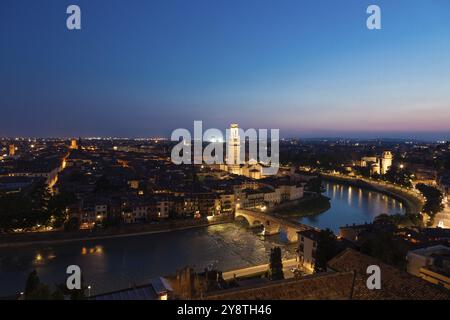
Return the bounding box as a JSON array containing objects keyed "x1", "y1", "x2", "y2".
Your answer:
[{"x1": 0, "y1": 181, "x2": 404, "y2": 297}]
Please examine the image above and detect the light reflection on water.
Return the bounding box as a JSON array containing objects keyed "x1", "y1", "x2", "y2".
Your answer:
[
  {"x1": 0, "y1": 181, "x2": 404, "y2": 297},
  {"x1": 0, "y1": 224, "x2": 290, "y2": 297},
  {"x1": 299, "y1": 181, "x2": 405, "y2": 233}
]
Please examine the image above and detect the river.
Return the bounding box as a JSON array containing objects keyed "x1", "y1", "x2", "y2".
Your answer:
[
  {"x1": 0, "y1": 181, "x2": 404, "y2": 297},
  {"x1": 299, "y1": 181, "x2": 405, "y2": 232}
]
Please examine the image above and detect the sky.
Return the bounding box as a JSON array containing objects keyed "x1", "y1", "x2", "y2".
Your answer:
[{"x1": 1, "y1": 0, "x2": 450, "y2": 139}]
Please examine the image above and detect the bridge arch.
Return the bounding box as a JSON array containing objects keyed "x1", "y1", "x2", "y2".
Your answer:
[
  {"x1": 235, "y1": 209, "x2": 307, "y2": 243},
  {"x1": 286, "y1": 228, "x2": 299, "y2": 243},
  {"x1": 234, "y1": 214, "x2": 251, "y2": 227},
  {"x1": 252, "y1": 220, "x2": 262, "y2": 227}
]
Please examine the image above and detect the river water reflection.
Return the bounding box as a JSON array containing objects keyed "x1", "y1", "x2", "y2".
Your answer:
[
  {"x1": 299, "y1": 181, "x2": 405, "y2": 233},
  {"x1": 0, "y1": 224, "x2": 288, "y2": 297},
  {"x1": 0, "y1": 181, "x2": 404, "y2": 297}
]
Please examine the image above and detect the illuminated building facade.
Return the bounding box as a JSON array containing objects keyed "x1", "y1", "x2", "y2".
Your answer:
[
  {"x1": 70, "y1": 139, "x2": 79, "y2": 150},
  {"x1": 9, "y1": 144, "x2": 15, "y2": 156},
  {"x1": 381, "y1": 151, "x2": 393, "y2": 175},
  {"x1": 359, "y1": 151, "x2": 393, "y2": 176},
  {"x1": 227, "y1": 123, "x2": 241, "y2": 175}
]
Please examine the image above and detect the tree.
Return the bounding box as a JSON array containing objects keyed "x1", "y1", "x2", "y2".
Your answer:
[
  {"x1": 0, "y1": 183, "x2": 79, "y2": 231},
  {"x1": 374, "y1": 213, "x2": 392, "y2": 225},
  {"x1": 64, "y1": 217, "x2": 80, "y2": 231},
  {"x1": 360, "y1": 231, "x2": 408, "y2": 268},
  {"x1": 51, "y1": 287, "x2": 65, "y2": 300},
  {"x1": 25, "y1": 270, "x2": 40, "y2": 297},
  {"x1": 48, "y1": 191, "x2": 77, "y2": 228},
  {"x1": 416, "y1": 183, "x2": 444, "y2": 218},
  {"x1": 0, "y1": 182, "x2": 52, "y2": 231},
  {"x1": 24, "y1": 270, "x2": 51, "y2": 300},
  {"x1": 314, "y1": 229, "x2": 337, "y2": 273},
  {"x1": 374, "y1": 213, "x2": 422, "y2": 227},
  {"x1": 55, "y1": 277, "x2": 87, "y2": 300},
  {"x1": 384, "y1": 166, "x2": 413, "y2": 187},
  {"x1": 305, "y1": 176, "x2": 324, "y2": 194},
  {"x1": 269, "y1": 247, "x2": 284, "y2": 280},
  {"x1": 357, "y1": 165, "x2": 371, "y2": 178}
]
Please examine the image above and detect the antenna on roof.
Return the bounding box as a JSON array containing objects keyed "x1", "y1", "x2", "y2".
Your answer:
[{"x1": 349, "y1": 270, "x2": 357, "y2": 300}]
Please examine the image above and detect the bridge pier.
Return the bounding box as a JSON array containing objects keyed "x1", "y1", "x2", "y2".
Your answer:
[
  {"x1": 263, "y1": 221, "x2": 280, "y2": 236},
  {"x1": 286, "y1": 229, "x2": 299, "y2": 243}
]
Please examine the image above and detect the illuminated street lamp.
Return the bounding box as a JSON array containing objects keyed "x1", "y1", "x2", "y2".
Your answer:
[{"x1": 87, "y1": 285, "x2": 92, "y2": 297}]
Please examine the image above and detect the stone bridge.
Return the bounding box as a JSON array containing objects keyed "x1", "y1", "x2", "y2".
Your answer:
[{"x1": 235, "y1": 209, "x2": 311, "y2": 243}]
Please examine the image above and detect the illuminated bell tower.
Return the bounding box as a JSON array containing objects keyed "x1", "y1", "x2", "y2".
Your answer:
[
  {"x1": 381, "y1": 151, "x2": 393, "y2": 175},
  {"x1": 228, "y1": 124, "x2": 241, "y2": 174},
  {"x1": 9, "y1": 144, "x2": 15, "y2": 156}
]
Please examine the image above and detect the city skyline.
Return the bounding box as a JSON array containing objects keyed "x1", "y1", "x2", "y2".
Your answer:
[
  {"x1": 2, "y1": 0, "x2": 450, "y2": 305},
  {"x1": 1, "y1": 0, "x2": 450, "y2": 139}
]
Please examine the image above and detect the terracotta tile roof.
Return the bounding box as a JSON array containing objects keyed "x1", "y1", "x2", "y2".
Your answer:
[
  {"x1": 205, "y1": 272, "x2": 355, "y2": 300},
  {"x1": 205, "y1": 249, "x2": 449, "y2": 300},
  {"x1": 328, "y1": 248, "x2": 450, "y2": 300}
]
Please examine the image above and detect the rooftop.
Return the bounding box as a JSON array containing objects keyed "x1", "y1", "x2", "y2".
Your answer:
[
  {"x1": 206, "y1": 272, "x2": 355, "y2": 300},
  {"x1": 328, "y1": 248, "x2": 450, "y2": 300}
]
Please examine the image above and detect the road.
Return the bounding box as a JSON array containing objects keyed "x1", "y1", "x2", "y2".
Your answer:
[
  {"x1": 222, "y1": 258, "x2": 300, "y2": 280},
  {"x1": 434, "y1": 203, "x2": 450, "y2": 228}
]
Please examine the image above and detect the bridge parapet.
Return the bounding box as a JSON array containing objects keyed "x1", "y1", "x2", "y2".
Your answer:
[{"x1": 235, "y1": 209, "x2": 312, "y2": 243}]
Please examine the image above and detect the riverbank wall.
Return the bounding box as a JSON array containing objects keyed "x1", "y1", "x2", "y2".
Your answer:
[
  {"x1": 321, "y1": 173, "x2": 424, "y2": 215},
  {"x1": 268, "y1": 194, "x2": 330, "y2": 218},
  {"x1": 267, "y1": 194, "x2": 320, "y2": 213},
  {"x1": 0, "y1": 216, "x2": 233, "y2": 249}
]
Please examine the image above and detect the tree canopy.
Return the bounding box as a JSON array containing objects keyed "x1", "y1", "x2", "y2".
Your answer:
[
  {"x1": 269, "y1": 247, "x2": 284, "y2": 280},
  {"x1": 314, "y1": 229, "x2": 338, "y2": 273}
]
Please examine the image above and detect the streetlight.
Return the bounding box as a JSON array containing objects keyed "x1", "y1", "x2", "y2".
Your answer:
[{"x1": 87, "y1": 285, "x2": 91, "y2": 298}]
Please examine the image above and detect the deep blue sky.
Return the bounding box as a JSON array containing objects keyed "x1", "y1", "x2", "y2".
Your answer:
[{"x1": 1, "y1": 0, "x2": 450, "y2": 139}]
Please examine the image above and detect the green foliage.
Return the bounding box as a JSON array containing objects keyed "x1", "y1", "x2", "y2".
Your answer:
[
  {"x1": 64, "y1": 217, "x2": 80, "y2": 231},
  {"x1": 48, "y1": 191, "x2": 77, "y2": 228},
  {"x1": 269, "y1": 247, "x2": 284, "y2": 280},
  {"x1": 360, "y1": 231, "x2": 409, "y2": 268},
  {"x1": 305, "y1": 176, "x2": 324, "y2": 194},
  {"x1": 280, "y1": 148, "x2": 349, "y2": 170},
  {"x1": 26, "y1": 284, "x2": 52, "y2": 300},
  {"x1": 416, "y1": 183, "x2": 444, "y2": 217},
  {"x1": 24, "y1": 270, "x2": 87, "y2": 300},
  {"x1": 277, "y1": 195, "x2": 330, "y2": 217},
  {"x1": 24, "y1": 270, "x2": 58, "y2": 300},
  {"x1": 51, "y1": 287, "x2": 65, "y2": 300},
  {"x1": 0, "y1": 183, "x2": 51, "y2": 230},
  {"x1": 55, "y1": 278, "x2": 87, "y2": 300},
  {"x1": 383, "y1": 166, "x2": 413, "y2": 187},
  {"x1": 374, "y1": 213, "x2": 422, "y2": 227},
  {"x1": 0, "y1": 183, "x2": 77, "y2": 231},
  {"x1": 314, "y1": 229, "x2": 338, "y2": 273},
  {"x1": 356, "y1": 165, "x2": 371, "y2": 178},
  {"x1": 25, "y1": 270, "x2": 40, "y2": 297}
]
